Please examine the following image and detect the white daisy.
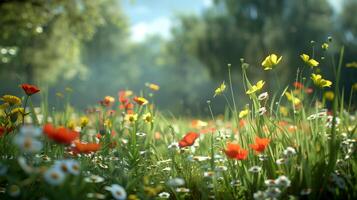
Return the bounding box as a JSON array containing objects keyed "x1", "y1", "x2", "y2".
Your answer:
[
  {"x1": 275, "y1": 175, "x2": 291, "y2": 188},
  {"x1": 248, "y1": 166, "x2": 262, "y2": 173},
  {"x1": 43, "y1": 167, "x2": 66, "y2": 186},
  {"x1": 105, "y1": 184, "x2": 127, "y2": 200},
  {"x1": 158, "y1": 192, "x2": 170, "y2": 199},
  {"x1": 167, "y1": 178, "x2": 185, "y2": 187}
]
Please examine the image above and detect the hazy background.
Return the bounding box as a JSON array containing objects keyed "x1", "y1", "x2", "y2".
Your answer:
[{"x1": 0, "y1": 0, "x2": 356, "y2": 116}]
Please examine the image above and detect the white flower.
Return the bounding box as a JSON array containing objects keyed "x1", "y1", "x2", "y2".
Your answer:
[
  {"x1": 105, "y1": 184, "x2": 127, "y2": 200},
  {"x1": 276, "y1": 158, "x2": 287, "y2": 165},
  {"x1": 19, "y1": 125, "x2": 41, "y2": 137},
  {"x1": 283, "y1": 147, "x2": 297, "y2": 157},
  {"x1": 258, "y1": 92, "x2": 269, "y2": 101},
  {"x1": 215, "y1": 165, "x2": 228, "y2": 172},
  {"x1": 13, "y1": 135, "x2": 42, "y2": 154},
  {"x1": 168, "y1": 142, "x2": 179, "y2": 150},
  {"x1": 258, "y1": 154, "x2": 268, "y2": 161},
  {"x1": 191, "y1": 156, "x2": 211, "y2": 162},
  {"x1": 175, "y1": 187, "x2": 190, "y2": 193},
  {"x1": 84, "y1": 175, "x2": 105, "y2": 183},
  {"x1": 18, "y1": 156, "x2": 34, "y2": 174},
  {"x1": 162, "y1": 167, "x2": 171, "y2": 172},
  {"x1": 275, "y1": 175, "x2": 291, "y2": 188},
  {"x1": 230, "y1": 180, "x2": 241, "y2": 186},
  {"x1": 203, "y1": 171, "x2": 215, "y2": 178},
  {"x1": 8, "y1": 185, "x2": 20, "y2": 197},
  {"x1": 136, "y1": 132, "x2": 146, "y2": 137},
  {"x1": 54, "y1": 160, "x2": 80, "y2": 175},
  {"x1": 167, "y1": 178, "x2": 185, "y2": 187},
  {"x1": 248, "y1": 166, "x2": 262, "y2": 173},
  {"x1": 300, "y1": 188, "x2": 312, "y2": 195},
  {"x1": 264, "y1": 179, "x2": 278, "y2": 187},
  {"x1": 253, "y1": 190, "x2": 266, "y2": 200},
  {"x1": 44, "y1": 167, "x2": 66, "y2": 186},
  {"x1": 158, "y1": 192, "x2": 170, "y2": 198},
  {"x1": 265, "y1": 187, "x2": 281, "y2": 198},
  {"x1": 258, "y1": 107, "x2": 267, "y2": 116}
]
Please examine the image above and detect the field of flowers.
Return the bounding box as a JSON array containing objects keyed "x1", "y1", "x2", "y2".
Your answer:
[{"x1": 1, "y1": 41, "x2": 357, "y2": 200}]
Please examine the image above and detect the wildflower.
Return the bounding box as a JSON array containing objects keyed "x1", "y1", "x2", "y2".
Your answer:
[
  {"x1": 248, "y1": 166, "x2": 262, "y2": 173},
  {"x1": 311, "y1": 73, "x2": 332, "y2": 88},
  {"x1": 246, "y1": 80, "x2": 265, "y2": 95},
  {"x1": 275, "y1": 175, "x2": 291, "y2": 188},
  {"x1": 250, "y1": 137, "x2": 270, "y2": 154},
  {"x1": 178, "y1": 132, "x2": 199, "y2": 148},
  {"x1": 224, "y1": 143, "x2": 248, "y2": 160},
  {"x1": 128, "y1": 194, "x2": 140, "y2": 200},
  {"x1": 18, "y1": 156, "x2": 34, "y2": 174},
  {"x1": 265, "y1": 187, "x2": 281, "y2": 198},
  {"x1": 324, "y1": 91, "x2": 334, "y2": 101},
  {"x1": 258, "y1": 92, "x2": 268, "y2": 101},
  {"x1": 279, "y1": 106, "x2": 288, "y2": 116},
  {"x1": 20, "y1": 125, "x2": 41, "y2": 137},
  {"x1": 146, "y1": 83, "x2": 160, "y2": 91},
  {"x1": 54, "y1": 160, "x2": 80, "y2": 175},
  {"x1": 265, "y1": 179, "x2": 278, "y2": 187},
  {"x1": 230, "y1": 180, "x2": 241, "y2": 187},
  {"x1": 136, "y1": 132, "x2": 147, "y2": 137},
  {"x1": 321, "y1": 43, "x2": 329, "y2": 50},
  {"x1": 215, "y1": 165, "x2": 228, "y2": 172},
  {"x1": 80, "y1": 116, "x2": 89, "y2": 127},
  {"x1": 124, "y1": 113, "x2": 138, "y2": 123},
  {"x1": 167, "y1": 178, "x2": 185, "y2": 187},
  {"x1": 239, "y1": 108, "x2": 249, "y2": 118},
  {"x1": 21, "y1": 84, "x2": 40, "y2": 96},
  {"x1": 191, "y1": 119, "x2": 208, "y2": 128},
  {"x1": 214, "y1": 82, "x2": 226, "y2": 97},
  {"x1": 142, "y1": 112, "x2": 154, "y2": 123},
  {"x1": 133, "y1": 96, "x2": 148, "y2": 105},
  {"x1": 158, "y1": 192, "x2": 170, "y2": 199},
  {"x1": 257, "y1": 107, "x2": 267, "y2": 116},
  {"x1": 285, "y1": 91, "x2": 301, "y2": 106},
  {"x1": 1, "y1": 95, "x2": 21, "y2": 105},
  {"x1": 105, "y1": 184, "x2": 127, "y2": 200},
  {"x1": 253, "y1": 190, "x2": 266, "y2": 200},
  {"x1": 276, "y1": 158, "x2": 287, "y2": 165},
  {"x1": 101, "y1": 96, "x2": 115, "y2": 106},
  {"x1": 44, "y1": 167, "x2": 66, "y2": 186},
  {"x1": 300, "y1": 54, "x2": 319, "y2": 67},
  {"x1": 84, "y1": 175, "x2": 105, "y2": 183},
  {"x1": 346, "y1": 61, "x2": 357, "y2": 68},
  {"x1": 168, "y1": 142, "x2": 179, "y2": 150},
  {"x1": 13, "y1": 134, "x2": 42, "y2": 153},
  {"x1": 8, "y1": 185, "x2": 20, "y2": 197},
  {"x1": 43, "y1": 124, "x2": 79, "y2": 144},
  {"x1": 293, "y1": 81, "x2": 304, "y2": 89},
  {"x1": 261, "y1": 54, "x2": 282, "y2": 70},
  {"x1": 283, "y1": 147, "x2": 297, "y2": 157},
  {"x1": 74, "y1": 142, "x2": 100, "y2": 154}
]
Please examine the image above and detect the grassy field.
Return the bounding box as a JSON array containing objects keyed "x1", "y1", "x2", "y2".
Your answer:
[{"x1": 1, "y1": 43, "x2": 357, "y2": 200}]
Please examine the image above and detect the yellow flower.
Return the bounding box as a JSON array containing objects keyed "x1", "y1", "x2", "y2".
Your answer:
[
  {"x1": 321, "y1": 43, "x2": 329, "y2": 50},
  {"x1": 239, "y1": 108, "x2": 249, "y2": 118},
  {"x1": 300, "y1": 54, "x2": 319, "y2": 67},
  {"x1": 10, "y1": 107, "x2": 24, "y2": 115},
  {"x1": 104, "y1": 119, "x2": 112, "y2": 128},
  {"x1": 346, "y1": 62, "x2": 357, "y2": 68},
  {"x1": 261, "y1": 54, "x2": 282, "y2": 70},
  {"x1": 125, "y1": 113, "x2": 138, "y2": 123},
  {"x1": 80, "y1": 116, "x2": 89, "y2": 127},
  {"x1": 246, "y1": 80, "x2": 265, "y2": 95},
  {"x1": 214, "y1": 82, "x2": 226, "y2": 97},
  {"x1": 128, "y1": 194, "x2": 140, "y2": 200},
  {"x1": 311, "y1": 73, "x2": 332, "y2": 88},
  {"x1": 146, "y1": 83, "x2": 160, "y2": 91},
  {"x1": 279, "y1": 106, "x2": 288, "y2": 116},
  {"x1": 142, "y1": 112, "x2": 154, "y2": 123},
  {"x1": 1, "y1": 95, "x2": 21, "y2": 105},
  {"x1": 67, "y1": 120, "x2": 76, "y2": 130},
  {"x1": 0, "y1": 102, "x2": 10, "y2": 110},
  {"x1": 324, "y1": 91, "x2": 334, "y2": 101},
  {"x1": 285, "y1": 92, "x2": 301, "y2": 106}
]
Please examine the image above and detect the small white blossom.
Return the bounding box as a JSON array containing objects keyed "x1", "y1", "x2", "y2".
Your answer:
[{"x1": 105, "y1": 184, "x2": 126, "y2": 200}]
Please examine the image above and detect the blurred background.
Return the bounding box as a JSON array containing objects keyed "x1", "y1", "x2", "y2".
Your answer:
[{"x1": 0, "y1": 0, "x2": 356, "y2": 116}]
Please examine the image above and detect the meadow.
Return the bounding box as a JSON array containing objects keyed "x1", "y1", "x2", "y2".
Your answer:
[{"x1": 1, "y1": 41, "x2": 357, "y2": 200}]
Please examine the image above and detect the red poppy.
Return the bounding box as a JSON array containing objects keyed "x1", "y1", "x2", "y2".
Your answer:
[
  {"x1": 73, "y1": 141, "x2": 101, "y2": 154},
  {"x1": 250, "y1": 137, "x2": 270, "y2": 153},
  {"x1": 43, "y1": 124, "x2": 79, "y2": 144},
  {"x1": 21, "y1": 84, "x2": 40, "y2": 96},
  {"x1": 224, "y1": 143, "x2": 248, "y2": 160},
  {"x1": 179, "y1": 132, "x2": 199, "y2": 148}
]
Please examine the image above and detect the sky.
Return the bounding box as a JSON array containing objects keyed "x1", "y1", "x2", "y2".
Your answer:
[
  {"x1": 121, "y1": 0, "x2": 341, "y2": 43},
  {"x1": 121, "y1": 0, "x2": 213, "y2": 42}
]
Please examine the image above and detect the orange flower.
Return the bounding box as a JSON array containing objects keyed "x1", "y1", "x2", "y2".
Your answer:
[
  {"x1": 224, "y1": 143, "x2": 248, "y2": 160},
  {"x1": 43, "y1": 124, "x2": 79, "y2": 145},
  {"x1": 73, "y1": 141, "x2": 101, "y2": 154},
  {"x1": 21, "y1": 84, "x2": 40, "y2": 96},
  {"x1": 178, "y1": 132, "x2": 199, "y2": 148},
  {"x1": 133, "y1": 96, "x2": 148, "y2": 105},
  {"x1": 250, "y1": 137, "x2": 270, "y2": 153}
]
